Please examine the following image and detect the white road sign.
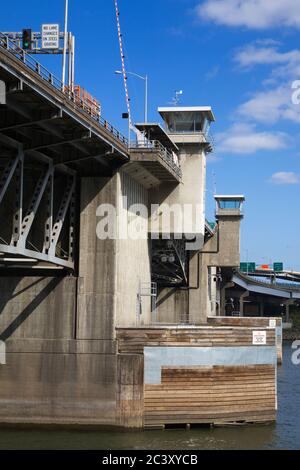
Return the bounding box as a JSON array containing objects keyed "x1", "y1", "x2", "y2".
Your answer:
[
  {"x1": 42, "y1": 24, "x2": 59, "y2": 49},
  {"x1": 252, "y1": 330, "x2": 267, "y2": 345}
]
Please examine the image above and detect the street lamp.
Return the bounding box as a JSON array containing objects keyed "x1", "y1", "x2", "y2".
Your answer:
[{"x1": 115, "y1": 70, "x2": 148, "y2": 123}]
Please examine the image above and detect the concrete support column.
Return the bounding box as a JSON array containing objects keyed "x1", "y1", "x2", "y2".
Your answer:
[
  {"x1": 0, "y1": 80, "x2": 6, "y2": 105},
  {"x1": 259, "y1": 301, "x2": 265, "y2": 317},
  {"x1": 189, "y1": 253, "x2": 207, "y2": 324},
  {"x1": 239, "y1": 290, "x2": 249, "y2": 317},
  {"x1": 221, "y1": 282, "x2": 234, "y2": 316},
  {"x1": 283, "y1": 299, "x2": 293, "y2": 323},
  {"x1": 285, "y1": 302, "x2": 290, "y2": 322},
  {"x1": 77, "y1": 176, "x2": 118, "y2": 340}
]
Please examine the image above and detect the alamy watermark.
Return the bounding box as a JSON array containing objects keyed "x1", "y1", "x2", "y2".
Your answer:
[
  {"x1": 291, "y1": 340, "x2": 300, "y2": 365},
  {"x1": 95, "y1": 197, "x2": 205, "y2": 250},
  {"x1": 0, "y1": 340, "x2": 6, "y2": 365},
  {"x1": 291, "y1": 81, "x2": 300, "y2": 104}
]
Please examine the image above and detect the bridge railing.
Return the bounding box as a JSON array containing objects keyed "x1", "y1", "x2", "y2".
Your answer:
[
  {"x1": 0, "y1": 33, "x2": 128, "y2": 147},
  {"x1": 129, "y1": 139, "x2": 182, "y2": 179}
]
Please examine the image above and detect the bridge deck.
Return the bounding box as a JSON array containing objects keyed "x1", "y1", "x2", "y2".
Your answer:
[
  {"x1": 0, "y1": 34, "x2": 129, "y2": 270},
  {"x1": 0, "y1": 34, "x2": 129, "y2": 175}
]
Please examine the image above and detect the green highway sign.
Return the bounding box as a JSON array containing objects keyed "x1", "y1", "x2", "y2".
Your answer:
[
  {"x1": 273, "y1": 262, "x2": 283, "y2": 272},
  {"x1": 240, "y1": 262, "x2": 256, "y2": 273}
]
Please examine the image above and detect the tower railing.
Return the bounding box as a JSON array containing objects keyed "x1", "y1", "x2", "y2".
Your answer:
[{"x1": 129, "y1": 139, "x2": 182, "y2": 179}]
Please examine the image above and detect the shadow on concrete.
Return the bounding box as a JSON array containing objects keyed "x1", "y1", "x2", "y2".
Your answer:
[
  {"x1": 156, "y1": 287, "x2": 177, "y2": 308},
  {"x1": 0, "y1": 277, "x2": 61, "y2": 341},
  {"x1": 0, "y1": 278, "x2": 48, "y2": 316}
]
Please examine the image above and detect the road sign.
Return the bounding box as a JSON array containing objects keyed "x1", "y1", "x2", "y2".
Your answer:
[
  {"x1": 42, "y1": 24, "x2": 59, "y2": 49},
  {"x1": 273, "y1": 262, "x2": 283, "y2": 272},
  {"x1": 240, "y1": 262, "x2": 256, "y2": 273}
]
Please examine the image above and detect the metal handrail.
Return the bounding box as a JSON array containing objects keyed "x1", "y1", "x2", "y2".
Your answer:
[
  {"x1": 129, "y1": 139, "x2": 182, "y2": 179},
  {"x1": 0, "y1": 32, "x2": 128, "y2": 146}
]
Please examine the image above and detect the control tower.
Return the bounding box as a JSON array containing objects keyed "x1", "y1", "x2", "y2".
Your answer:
[
  {"x1": 152, "y1": 106, "x2": 215, "y2": 243},
  {"x1": 145, "y1": 106, "x2": 215, "y2": 322}
]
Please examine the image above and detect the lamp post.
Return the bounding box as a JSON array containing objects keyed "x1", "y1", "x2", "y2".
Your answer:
[{"x1": 115, "y1": 70, "x2": 148, "y2": 123}]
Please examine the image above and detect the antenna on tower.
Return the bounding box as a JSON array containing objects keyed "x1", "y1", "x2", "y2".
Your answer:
[
  {"x1": 212, "y1": 171, "x2": 217, "y2": 195},
  {"x1": 172, "y1": 90, "x2": 183, "y2": 106}
]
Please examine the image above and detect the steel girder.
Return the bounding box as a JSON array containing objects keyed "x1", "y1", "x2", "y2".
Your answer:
[
  {"x1": 151, "y1": 238, "x2": 188, "y2": 286},
  {"x1": 0, "y1": 145, "x2": 76, "y2": 269}
]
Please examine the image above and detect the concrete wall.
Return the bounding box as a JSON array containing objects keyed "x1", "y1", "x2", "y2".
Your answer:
[
  {"x1": 77, "y1": 176, "x2": 118, "y2": 340},
  {"x1": 116, "y1": 171, "x2": 151, "y2": 327},
  {"x1": 156, "y1": 287, "x2": 189, "y2": 324},
  {"x1": 149, "y1": 146, "x2": 206, "y2": 243},
  {"x1": 77, "y1": 173, "x2": 151, "y2": 336},
  {"x1": 0, "y1": 170, "x2": 152, "y2": 426},
  {"x1": 0, "y1": 277, "x2": 76, "y2": 340},
  {"x1": 192, "y1": 212, "x2": 243, "y2": 322},
  {"x1": 149, "y1": 145, "x2": 207, "y2": 324},
  {"x1": 206, "y1": 216, "x2": 242, "y2": 268},
  {"x1": 0, "y1": 275, "x2": 118, "y2": 425},
  {"x1": 0, "y1": 339, "x2": 117, "y2": 425}
]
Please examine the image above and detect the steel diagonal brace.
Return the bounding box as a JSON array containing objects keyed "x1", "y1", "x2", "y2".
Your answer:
[
  {"x1": 0, "y1": 148, "x2": 22, "y2": 205},
  {"x1": 48, "y1": 175, "x2": 76, "y2": 258},
  {"x1": 17, "y1": 163, "x2": 53, "y2": 249},
  {"x1": 172, "y1": 239, "x2": 188, "y2": 285}
]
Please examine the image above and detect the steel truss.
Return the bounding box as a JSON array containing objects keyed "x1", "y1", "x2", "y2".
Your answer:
[
  {"x1": 151, "y1": 238, "x2": 188, "y2": 287},
  {"x1": 0, "y1": 145, "x2": 76, "y2": 270}
]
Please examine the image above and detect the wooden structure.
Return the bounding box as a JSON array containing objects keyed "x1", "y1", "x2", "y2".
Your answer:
[
  {"x1": 207, "y1": 317, "x2": 282, "y2": 364},
  {"x1": 116, "y1": 326, "x2": 277, "y2": 429}
]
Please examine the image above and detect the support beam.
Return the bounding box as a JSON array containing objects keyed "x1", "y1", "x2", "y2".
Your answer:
[
  {"x1": 48, "y1": 174, "x2": 76, "y2": 259},
  {"x1": 17, "y1": 163, "x2": 53, "y2": 249},
  {"x1": 0, "y1": 115, "x2": 62, "y2": 133},
  {"x1": 0, "y1": 79, "x2": 6, "y2": 104},
  {"x1": 10, "y1": 148, "x2": 24, "y2": 246},
  {"x1": 0, "y1": 149, "x2": 22, "y2": 204},
  {"x1": 239, "y1": 290, "x2": 249, "y2": 317}
]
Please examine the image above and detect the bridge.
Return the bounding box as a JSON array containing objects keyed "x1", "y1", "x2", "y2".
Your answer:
[
  {"x1": 0, "y1": 30, "x2": 279, "y2": 428},
  {"x1": 233, "y1": 271, "x2": 300, "y2": 298},
  {"x1": 0, "y1": 32, "x2": 129, "y2": 271},
  {"x1": 224, "y1": 270, "x2": 300, "y2": 319},
  {"x1": 245, "y1": 268, "x2": 300, "y2": 283}
]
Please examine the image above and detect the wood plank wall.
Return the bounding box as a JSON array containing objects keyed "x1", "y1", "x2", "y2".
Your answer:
[
  {"x1": 145, "y1": 364, "x2": 276, "y2": 426},
  {"x1": 116, "y1": 327, "x2": 277, "y2": 428},
  {"x1": 116, "y1": 354, "x2": 144, "y2": 428},
  {"x1": 117, "y1": 327, "x2": 275, "y2": 354},
  {"x1": 207, "y1": 317, "x2": 282, "y2": 364}
]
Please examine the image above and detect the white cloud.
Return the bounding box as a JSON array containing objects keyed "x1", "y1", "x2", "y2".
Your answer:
[
  {"x1": 230, "y1": 43, "x2": 300, "y2": 125},
  {"x1": 237, "y1": 85, "x2": 300, "y2": 124},
  {"x1": 216, "y1": 123, "x2": 289, "y2": 154},
  {"x1": 234, "y1": 42, "x2": 300, "y2": 79},
  {"x1": 234, "y1": 44, "x2": 300, "y2": 69},
  {"x1": 196, "y1": 0, "x2": 300, "y2": 30},
  {"x1": 270, "y1": 172, "x2": 300, "y2": 184}
]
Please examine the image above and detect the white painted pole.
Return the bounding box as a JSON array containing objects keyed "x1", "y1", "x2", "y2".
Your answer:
[
  {"x1": 71, "y1": 34, "x2": 75, "y2": 93},
  {"x1": 62, "y1": 0, "x2": 69, "y2": 88},
  {"x1": 145, "y1": 75, "x2": 148, "y2": 123},
  {"x1": 68, "y1": 32, "x2": 72, "y2": 91}
]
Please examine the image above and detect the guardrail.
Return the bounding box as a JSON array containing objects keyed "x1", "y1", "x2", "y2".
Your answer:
[
  {"x1": 239, "y1": 272, "x2": 300, "y2": 292},
  {"x1": 129, "y1": 139, "x2": 182, "y2": 179},
  {"x1": 0, "y1": 33, "x2": 128, "y2": 147}
]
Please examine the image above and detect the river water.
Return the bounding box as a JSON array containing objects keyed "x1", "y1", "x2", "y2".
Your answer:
[{"x1": 0, "y1": 342, "x2": 299, "y2": 450}]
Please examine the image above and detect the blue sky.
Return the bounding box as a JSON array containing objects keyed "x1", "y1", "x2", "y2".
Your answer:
[{"x1": 2, "y1": 0, "x2": 300, "y2": 270}]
